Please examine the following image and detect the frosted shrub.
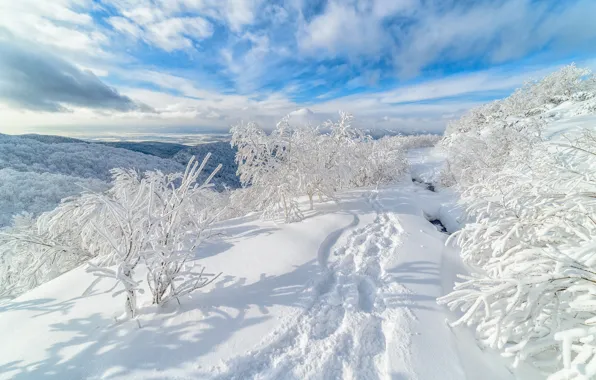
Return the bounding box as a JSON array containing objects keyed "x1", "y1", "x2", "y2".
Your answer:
[
  {"x1": 437, "y1": 65, "x2": 596, "y2": 376},
  {"x1": 350, "y1": 137, "x2": 408, "y2": 187},
  {"x1": 439, "y1": 129, "x2": 596, "y2": 376},
  {"x1": 230, "y1": 112, "x2": 409, "y2": 222},
  {"x1": 0, "y1": 156, "x2": 226, "y2": 317},
  {"x1": 0, "y1": 213, "x2": 91, "y2": 298},
  {"x1": 440, "y1": 64, "x2": 593, "y2": 188},
  {"x1": 230, "y1": 119, "x2": 303, "y2": 222}
]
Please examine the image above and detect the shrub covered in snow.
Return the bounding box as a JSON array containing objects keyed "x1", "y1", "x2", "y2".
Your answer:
[
  {"x1": 172, "y1": 142, "x2": 240, "y2": 189},
  {"x1": 440, "y1": 64, "x2": 593, "y2": 187},
  {"x1": 230, "y1": 112, "x2": 408, "y2": 221},
  {"x1": 0, "y1": 156, "x2": 227, "y2": 311},
  {"x1": 438, "y1": 65, "x2": 596, "y2": 377},
  {"x1": 100, "y1": 139, "x2": 241, "y2": 189}
]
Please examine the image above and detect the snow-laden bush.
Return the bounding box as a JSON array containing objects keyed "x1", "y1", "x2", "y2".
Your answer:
[
  {"x1": 440, "y1": 64, "x2": 593, "y2": 187},
  {"x1": 0, "y1": 212, "x2": 93, "y2": 299},
  {"x1": 0, "y1": 156, "x2": 227, "y2": 312},
  {"x1": 349, "y1": 136, "x2": 409, "y2": 188},
  {"x1": 438, "y1": 64, "x2": 596, "y2": 377},
  {"x1": 230, "y1": 112, "x2": 408, "y2": 221},
  {"x1": 440, "y1": 137, "x2": 596, "y2": 376}
]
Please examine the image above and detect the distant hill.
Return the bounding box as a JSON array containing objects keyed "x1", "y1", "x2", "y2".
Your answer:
[
  {"x1": 98, "y1": 140, "x2": 240, "y2": 189},
  {"x1": 99, "y1": 141, "x2": 187, "y2": 159},
  {"x1": 18, "y1": 133, "x2": 89, "y2": 144},
  {"x1": 0, "y1": 134, "x2": 240, "y2": 226}
]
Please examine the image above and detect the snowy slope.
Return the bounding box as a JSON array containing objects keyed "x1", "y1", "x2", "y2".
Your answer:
[
  {"x1": 543, "y1": 102, "x2": 596, "y2": 140},
  {"x1": 0, "y1": 174, "x2": 517, "y2": 380},
  {"x1": 0, "y1": 134, "x2": 241, "y2": 226}
]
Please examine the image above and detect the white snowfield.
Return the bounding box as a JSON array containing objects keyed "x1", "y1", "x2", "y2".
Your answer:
[{"x1": 0, "y1": 153, "x2": 522, "y2": 380}]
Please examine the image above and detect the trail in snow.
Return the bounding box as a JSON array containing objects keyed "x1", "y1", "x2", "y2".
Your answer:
[
  {"x1": 317, "y1": 213, "x2": 360, "y2": 268},
  {"x1": 214, "y1": 193, "x2": 425, "y2": 380}
]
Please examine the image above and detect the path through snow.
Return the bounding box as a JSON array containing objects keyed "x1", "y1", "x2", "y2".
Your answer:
[
  {"x1": 212, "y1": 188, "x2": 491, "y2": 380},
  {"x1": 0, "y1": 178, "x2": 518, "y2": 379}
]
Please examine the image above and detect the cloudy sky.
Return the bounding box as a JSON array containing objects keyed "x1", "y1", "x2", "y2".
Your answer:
[{"x1": 1, "y1": 0, "x2": 596, "y2": 135}]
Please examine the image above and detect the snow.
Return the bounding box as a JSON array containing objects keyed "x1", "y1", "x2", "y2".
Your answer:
[{"x1": 0, "y1": 173, "x2": 507, "y2": 379}]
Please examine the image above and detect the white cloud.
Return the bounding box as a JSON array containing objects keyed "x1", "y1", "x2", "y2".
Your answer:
[
  {"x1": 0, "y1": 0, "x2": 93, "y2": 25},
  {"x1": 222, "y1": 32, "x2": 276, "y2": 92},
  {"x1": 394, "y1": 0, "x2": 596, "y2": 77},
  {"x1": 293, "y1": 0, "x2": 596, "y2": 78},
  {"x1": 2, "y1": 0, "x2": 595, "y2": 136},
  {"x1": 112, "y1": 0, "x2": 263, "y2": 34},
  {"x1": 109, "y1": 9, "x2": 213, "y2": 52},
  {"x1": 145, "y1": 17, "x2": 213, "y2": 51},
  {"x1": 108, "y1": 16, "x2": 143, "y2": 39},
  {"x1": 122, "y1": 6, "x2": 165, "y2": 25},
  {"x1": 298, "y1": 1, "x2": 385, "y2": 59},
  {"x1": 223, "y1": 0, "x2": 262, "y2": 32},
  {"x1": 0, "y1": 4, "x2": 106, "y2": 54},
  {"x1": 124, "y1": 70, "x2": 218, "y2": 99},
  {"x1": 371, "y1": 0, "x2": 418, "y2": 19}
]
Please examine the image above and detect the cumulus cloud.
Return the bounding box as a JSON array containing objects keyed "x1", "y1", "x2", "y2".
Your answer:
[
  {"x1": 0, "y1": 39, "x2": 144, "y2": 112},
  {"x1": 0, "y1": 0, "x2": 105, "y2": 54},
  {"x1": 298, "y1": 1, "x2": 386, "y2": 59},
  {"x1": 294, "y1": 0, "x2": 596, "y2": 78},
  {"x1": 105, "y1": 0, "x2": 260, "y2": 48}
]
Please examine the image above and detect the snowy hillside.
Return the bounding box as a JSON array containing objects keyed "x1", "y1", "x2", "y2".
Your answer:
[
  {"x1": 0, "y1": 179, "x2": 509, "y2": 380},
  {"x1": 99, "y1": 140, "x2": 240, "y2": 189},
  {"x1": 0, "y1": 133, "x2": 183, "y2": 226},
  {"x1": 0, "y1": 115, "x2": 468, "y2": 379},
  {"x1": 439, "y1": 65, "x2": 596, "y2": 379},
  {"x1": 0, "y1": 133, "x2": 184, "y2": 182},
  {"x1": 0, "y1": 135, "x2": 240, "y2": 226}
]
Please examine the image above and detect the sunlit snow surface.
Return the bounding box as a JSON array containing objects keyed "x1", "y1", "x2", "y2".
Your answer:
[{"x1": 0, "y1": 169, "x2": 531, "y2": 380}]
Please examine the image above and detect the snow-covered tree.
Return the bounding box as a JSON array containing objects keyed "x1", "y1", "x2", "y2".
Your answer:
[
  {"x1": 438, "y1": 64, "x2": 596, "y2": 377},
  {"x1": 230, "y1": 119, "x2": 303, "y2": 221},
  {"x1": 0, "y1": 156, "x2": 226, "y2": 317},
  {"x1": 0, "y1": 213, "x2": 91, "y2": 299},
  {"x1": 440, "y1": 64, "x2": 593, "y2": 188},
  {"x1": 230, "y1": 112, "x2": 409, "y2": 222}
]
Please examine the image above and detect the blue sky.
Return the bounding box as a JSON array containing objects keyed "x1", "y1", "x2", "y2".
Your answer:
[{"x1": 1, "y1": 0, "x2": 596, "y2": 134}]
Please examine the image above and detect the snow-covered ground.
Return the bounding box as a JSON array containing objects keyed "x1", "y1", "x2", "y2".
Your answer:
[{"x1": 0, "y1": 158, "x2": 512, "y2": 380}]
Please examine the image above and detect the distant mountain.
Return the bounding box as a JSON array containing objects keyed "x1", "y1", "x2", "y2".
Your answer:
[{"x1": 361, "y1": 128, "x2": 442, "y2": 139}]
